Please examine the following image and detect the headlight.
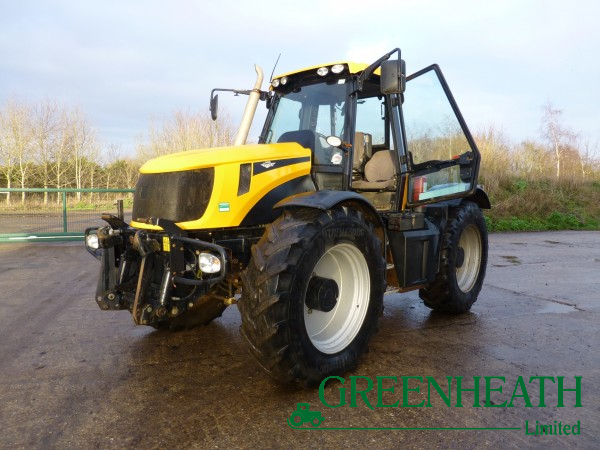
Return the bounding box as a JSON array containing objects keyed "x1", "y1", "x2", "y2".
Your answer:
[
  {"x1": 316, "y1": 67, "x2": 329, "y2": 76},
  {"x1": 271, "y1": 78, "x2": 280, "y2": 88},
  {"x1": 86, "y1": 233, "x2": 99, "y2": 250},
  {"x1": 199, "y1": 252, "x2": 221, "y2": 274}
]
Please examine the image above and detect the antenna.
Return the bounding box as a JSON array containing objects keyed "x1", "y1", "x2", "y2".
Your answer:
[{"x1": 269, "y1": 53, "x2": 282, "y2": 82}]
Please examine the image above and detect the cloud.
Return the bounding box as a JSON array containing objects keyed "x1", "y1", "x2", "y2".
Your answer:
[{"x1": 1, "y1": 0, "x2": 599, "y2": 154}]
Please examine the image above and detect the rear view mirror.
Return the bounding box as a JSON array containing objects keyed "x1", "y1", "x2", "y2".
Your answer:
[
  {"x1": 210, "y1": 93, "x2": 219, "y2": 121},
  {"x1": 380, "y1": 59, "x2": 406, "y2": 95}
]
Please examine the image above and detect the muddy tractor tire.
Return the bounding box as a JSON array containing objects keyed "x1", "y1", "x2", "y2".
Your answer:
[
  {"x1": 420, "y1": 201, "x2": 488, "y2": 313},
  {"x1": 239, "y1": 206, "x2": 385, "y2": 387}
]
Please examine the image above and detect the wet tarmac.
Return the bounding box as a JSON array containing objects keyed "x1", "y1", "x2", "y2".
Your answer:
[{"x1": 0, "y1": 231, "x2": 598, "y2": 449}]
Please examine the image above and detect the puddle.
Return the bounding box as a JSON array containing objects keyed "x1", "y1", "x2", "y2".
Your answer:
[
  {"x1": 500, "y1": 255, "x2": 521, "y2": 265},
  {"x1": 544, "y1": 240, "x2": 561, "y2": 245},
  {"x1": 538, "y1": 302, "x2": 577, "y2": 314}
]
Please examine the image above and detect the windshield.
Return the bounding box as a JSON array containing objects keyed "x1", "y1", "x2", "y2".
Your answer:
[{"x1": 265, "y1": 81, "x2": 348, "y2": 165}]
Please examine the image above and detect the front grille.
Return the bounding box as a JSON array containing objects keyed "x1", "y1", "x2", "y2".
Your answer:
[{"x1": 133, "y1": 168, "x2": 215, "y2": 223}]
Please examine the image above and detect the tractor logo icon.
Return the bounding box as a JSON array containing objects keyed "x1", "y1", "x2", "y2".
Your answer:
[{"x1": 287, "y1": 403, "x2": 325, "y2": 428}]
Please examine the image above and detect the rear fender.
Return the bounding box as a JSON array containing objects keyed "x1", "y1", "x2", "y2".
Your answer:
[
  {"x1": 274, "y1": 190, "x2": 386, "y2": 250},
  {"x1": 274, "y1": 190, "x2": 380, "y2": 220},
  {"x1": 467, "y1": 187, "x2": 491, "y2": 209},
  {"x1": 436, "y1": 187, "x2": 491, "y2": 210}
]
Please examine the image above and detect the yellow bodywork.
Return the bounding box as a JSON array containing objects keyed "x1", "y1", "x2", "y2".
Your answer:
[
  {"x1": 130, "y1": 60, "x2": 379, "y2": 233},
  {"x1": 131, "y1": 143, "x2": 312, "y2": 231}
]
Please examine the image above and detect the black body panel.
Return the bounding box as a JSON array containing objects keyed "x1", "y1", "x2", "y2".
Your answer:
[
  {"x1": 239, "y1": 176, "x2": 315, "y2": 226},
  {"x1": 133, "y1": 169, "x2": 215, "y2": 223}
]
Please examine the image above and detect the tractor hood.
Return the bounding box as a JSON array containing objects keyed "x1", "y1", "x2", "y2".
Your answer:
[
  {"x1": 140, "y1": 142, "x2": 310, "y2": 174},
  {"x1": 131, "y1": 141, "x2": 313, "y2": 231}
]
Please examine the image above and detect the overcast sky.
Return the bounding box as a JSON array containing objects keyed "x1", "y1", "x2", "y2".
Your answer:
[{"x1": 1, "y1": 0, "x2": 599, "y2": 157}]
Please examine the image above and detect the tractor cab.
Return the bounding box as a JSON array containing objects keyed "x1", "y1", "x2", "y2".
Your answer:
[{"x1": 261, "y1": 50, "x2": 482, "y2": 213}]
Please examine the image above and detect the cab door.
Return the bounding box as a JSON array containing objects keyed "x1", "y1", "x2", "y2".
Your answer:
[{"x1": 402, "y1": 65, "x2": 480, "y2": 206}]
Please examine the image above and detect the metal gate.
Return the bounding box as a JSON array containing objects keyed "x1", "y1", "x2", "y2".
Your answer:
[{"x1": 0, "y1": 188, "x2": 134, "y2": 243}]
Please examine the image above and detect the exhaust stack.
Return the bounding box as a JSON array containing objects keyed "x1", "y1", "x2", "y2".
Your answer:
[{"x1": 234, "y1": 65, "x2": 264, "y2": 146}]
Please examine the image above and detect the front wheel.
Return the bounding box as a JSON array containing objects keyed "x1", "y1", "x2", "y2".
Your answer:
[
  {"x1": 239, "y1": 206, "x2": 385, "y2": 387},
  {"x1": 420, "y1": 201, "x2": 488, "y2": 313}
]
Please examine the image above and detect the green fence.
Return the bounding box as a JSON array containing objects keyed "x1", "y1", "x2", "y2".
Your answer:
[{"x1": 0, "y1": 188, "x2": 134, "y2": 243}]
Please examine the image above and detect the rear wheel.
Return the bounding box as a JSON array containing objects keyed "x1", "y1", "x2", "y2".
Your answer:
[
  {"x1": 290, "y1": 413, "x2": 303, "y2": 427},
  {"x1": 420, "y1": 201, "x2": 487, "y2": 313},
  {"x1": 239, "y1": 206, "x2": 385, "y2": 387}
]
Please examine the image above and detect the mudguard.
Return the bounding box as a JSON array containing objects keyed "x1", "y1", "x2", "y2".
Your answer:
[
  {"x1": 443, "y1": 187, "x2": 491, "y2": 210},
  {"x1": 467, "y1": 187, "x2": 491, "y2": 209},
  {"x1": 274, "y1": 190, "x2": 385, "y2": 231}
]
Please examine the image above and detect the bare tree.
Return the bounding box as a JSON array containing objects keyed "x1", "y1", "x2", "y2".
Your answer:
[
  {"x1": 32, "y1": 100, "x2": 61, "y2": 204},
  {"x1": 0, "y1": 102, "x2": 18, "y2": 204},
  {"x1": 0, "y1": 99, "x2": 130, "y2": 204},
  {"x1": 136, "y1": 109, "x2": 235, "y2": 161},
  {"x1": 541, "y1": 102, "x2": 578, "y2": 179},
  {"x1": 50, "y1": 108, "x2": 74, "y2": 203},
  {"x1": 578, "y1": 139, "x2": 599, "y2": 181},
  {"x1": 64, "y1": 107, "x2": 98, "y2": 201},
  {"x1": 513, "y1": 140, "x2": 554, "y2": 180},
  {"x1": 1, "y1": 101, "x2": 35, "y2": 204},
  {"x1": 98, "y1": 144, "x2": 120, "y2": 190},
  {"x1": 103, "y1": 158, "x2": 140, "y2": 189},
  {"x1": 473, "y1": 125, "x2": 512, "y2": 193}
]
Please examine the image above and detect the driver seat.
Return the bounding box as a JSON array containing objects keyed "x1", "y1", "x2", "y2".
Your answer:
[
  {"x1": 277, "y1": 130, "x2": 317, "y2": 152},
  {"x1": 352, "y1": 150, "x2": 396, "y2": 190}
]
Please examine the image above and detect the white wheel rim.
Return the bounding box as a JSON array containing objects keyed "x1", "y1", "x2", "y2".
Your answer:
[
  {"x1": 304, "y1": 243, "x2": 370, "y2": 354},
  {"x1": 456, "y1": 224, "x2": 482, "y2": 293}
]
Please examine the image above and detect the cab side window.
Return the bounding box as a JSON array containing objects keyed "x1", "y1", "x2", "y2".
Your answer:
[
  {"x1": 403, "y1": 68, "x2": 476, "y2": 202},
  {"x1": 356, "y1": 96, "x2": 386, "y2": 147}
]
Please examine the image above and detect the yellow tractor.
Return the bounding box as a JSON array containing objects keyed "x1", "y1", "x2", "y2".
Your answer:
[{"x1": 86, "y1": 48, "x2": 489, "y2": 387}]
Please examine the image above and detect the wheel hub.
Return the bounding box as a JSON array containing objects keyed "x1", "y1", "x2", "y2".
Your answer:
[
  {"x1": 304, "y1": 242, "x2": 371, "y2": 355},
  {"x1": 456, "y1": 224, "x2": 482, "y2": 293},
  {"x1": 306, "y1": 276, "x2": 338, "y2": 313}
]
